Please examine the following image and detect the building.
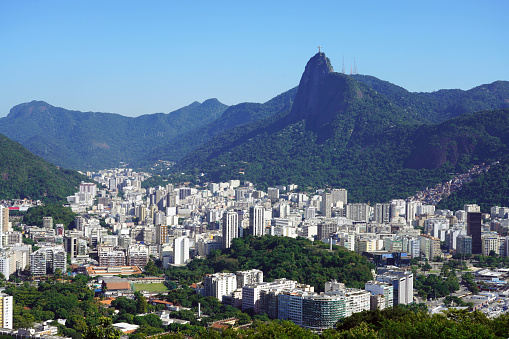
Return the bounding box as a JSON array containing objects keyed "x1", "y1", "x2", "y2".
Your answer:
[
  {"x1": 365, "y1": 281, "x2": 393, "y2": 309},
  {"x1": 406, "y1": 201, "x2": 422, "y2": 224},
  {"x1": 467, "y1": 212, "x2": 482, "y2": 255},
  {"x1": 317, "y1": 220, "x2": 337, "y2": 241},
  {"x1": 236, "y1": 269, "x2": 263, "y2": 288},
  {"x1": 30, "y1": 246, "x2": 66, "y2": 276},
  {"x1": 249, "y1": 205, "x2": 265, "y2": 236},
  {"x1": 376, "y1": 270, "x2": 413, "y2": 306},
  {"x1": 419, "y1": 234, "x2": 441, "y2": 260},
  {"x1": 127, "y1": 244, "x2": 149, "y2": 268},
  {"x1": 155, "y1": 224, "x2": 169, "y2": 245},
  {"x1": 43, "y1": 217, "x2": 53, "y2": 229},
  {"x1": 173, "y1": 236, "x2": 189, "y2": 265},
  {"x1": 347, "y1": 203, "x2": 370, "y2": 222},
  {"x1": 375, "y1": 204, "x2": 391, "y2": 224},
  {"x1": 331, "y1": 189, "x2": 347, "y2": 206},
  {"x1": 222, "y1": 211, "x2": 239, "y2": 249},
  {"x1": 267, "y1": 187, "x2": 280, "y2": 200},
  {"x1": 302, "y1": 293, "x2": 346, "y2": 332},
  {"x1": 242, "y1": 279, "x2": 297, "y2": 313},
  {"x1": 321, "y1": 193, "x2": 332, "y2": 218},
  {"x1": 204, "y1": 273, "x2": 237, "y2": 301},
  {"x1": 456, "y1": 235, "x2": 472, "y2": 255},
  {"x1": 0, "y1": 207, "x2": 9, "y2": 233},
  {"x1": 482, "y1": 234, "x2": 499, "y2": 256},
  {"x1": 98, "y1": 246, "x2": 126, "y2": 267},
  {"x1": 0, "y1": 293, "x2": 13, "y2": 329}
]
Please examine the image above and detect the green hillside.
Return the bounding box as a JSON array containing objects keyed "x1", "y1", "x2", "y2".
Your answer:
[
  {"x1": 0, "y1": 133, "x2": 88, "y2": 202},
  {"x1": 0, "y1": 99, "x2": 228, "y2": 170},
  {"x1": 352, "y1": 74, "x2": 509, "y2": 123},
  {"x1": 436, "y1": 156, "x2": 509, "y2": 212},
  {"x1": 166, "y1": 235, "x2": 374, "y2": 292},
  {"x1": 142, "y1": 87, "x2": 297, "y2": 164},
  {"x1": 175, "y1": 53, "x2": 509, "y2": 204}
]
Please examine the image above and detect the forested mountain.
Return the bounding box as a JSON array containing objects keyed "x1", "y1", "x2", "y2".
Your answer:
[
  {"x1": 0, "y1": 99, "x2": 228, "y2": 170},
  {"x1": 176, "y1": 53, "x2": 509, "y2": 204},
  {"x1": 142, "y1": 87, "x2": 298, "y2": 164},
  {"x1": 352, "y1": 74, "x2": 509, "y2": 123},
  {"x1": 0, "y1": 133, "x2": 87, "y2": 202},
  {"x1": 4, "y1": 52, "x2": 508, "y2": 180}
]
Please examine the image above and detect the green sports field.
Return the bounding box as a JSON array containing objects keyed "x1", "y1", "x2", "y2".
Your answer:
[{"x1": 132, "y1": 283, "x2": 169, "y2": 293}]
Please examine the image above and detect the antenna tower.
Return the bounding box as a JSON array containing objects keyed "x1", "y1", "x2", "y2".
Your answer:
[
  {"x1": 354, "y1": 57, "x2": 358, "y2": 75},
  {"x1": 342, "y1": 56, "x2": 345, "y2": 74}
]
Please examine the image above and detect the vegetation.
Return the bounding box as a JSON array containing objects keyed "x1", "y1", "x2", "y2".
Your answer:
[
  {"x1": 166, "y1": 235, "x2": 374, "y2": 291},
  {"x1": 0, "y1": 133, "x2": 87, "y2": 202},
  {"x1": 132, "y1": 283, "x2": 169, "y2": 293},
  {"x1": 352, "y1": 74, "x2": 509, "y2": 124},
  {"x1": 146, "y1": 307, "x2": 509, "y2": 338},
  {"x1": 22, "y1": 204, "x2": 77, "y2": 228},
  {"x1": 0, "y1": 99, "x2": 228, "y2": 170},
  {"x1": 437, "y1": 156, "x2": 509, "y2": 212}
]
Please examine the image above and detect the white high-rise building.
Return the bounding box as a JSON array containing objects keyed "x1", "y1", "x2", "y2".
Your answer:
[
  {"x1": 249, "y1": 205, "x2": 265, "y2": 236},
  {"x1": 173, "y1": 236, "x2": 189, "y2": 265},
  {"x1": 346, "y1": 203, "x2": 370, "y2": 222},
  {"x1": 331, "y1": 188, "x2": 347, "y2": 207},
  {"x1": 406, "y1": 201, "x2": 422, "y2": 224},
  {"x1": 204, "y1": 272, "x2": 237, "y2": 301},
  {"x1": 242, "y1": 279, "x2": 297, "y2": 313},
  {"x1": 0, "y1": 293, "x2": 13, "y2": 329},
  {"x1": 464, "y1": 204, "x2": 481, "y2": 213},
  {"x1": 236, "y1": 269, "x2": 263, "y2": 288},
  {"x1": 222, "y1": 211, "x2": 239, "y2": 249},
  {"x1": 30, "y1": 245, "x2": 67, "y2": 276}
]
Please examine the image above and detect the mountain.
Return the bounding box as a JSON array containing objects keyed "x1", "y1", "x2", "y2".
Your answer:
[
  {"x1": 352, "y1": 75, "x2": 509, "y2": 123},
  {"x1": 0, "y1": 99, "x2": 228, "y2": 170},
  {"x1": 142, "y1": 87, "x2": 298, "y2": 165},
  {"x1": 0, "y1": 133, "x2": 87, "y2": 202},
  {"x1": 176, "y1": 53, "x2": 509, "y2": 204}
]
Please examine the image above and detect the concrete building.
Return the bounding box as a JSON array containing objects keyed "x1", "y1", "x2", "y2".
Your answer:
[
  {"x1": 456, "y1": 235, "x2": 472, "y2": 255},
  {"x1": 376, "y1": 270, "x2": 413, "y2": 306},
  {"x1": 365, "y1": 281, "x2": 393, "y2": 309},
  {"x1": 236, "y1": 269, "x2": 263, "y2": 288},
  {"x1": 222, "y1": 211, "x2": 239, "y2": 249},
  {"x1": 249, "y1": 205, "x2": 265, "y2": 236},
  {"x1": 98, "y1": 246, "x2": 126, "y2": 267},
  {"x1": 204, "y1": 272, "x2": 237, "y2": 301},
  {"x1": 242, "y1": 279, "x2": 297, "y2": 313},
  {"x1": 321, "y1": 193, "x2": 332, "y2": 218},
  {"x1": 0, "y1": 293, "x2": 13, "y2": 329},
  {"x1": 30, "y1": 245, "x2": 66, "y2": 276},
  {"x1": 173, "y1": 236, "x2": 189, "y2": 265},
  {"x1": 347, "y1": 203, "x2": 370, "y2": 222},
  {"x1": 419, "y1": 234, "x2": 441, "y2": 260},
  {"x1": 482, "y1": 234, "x2": 500, "y2": 256},
  {"x1": 375, "y1": 203, "x2": 391, "y2": 224},
  {"x1": 467, "y1": 212, "x2": 483, "y2": 254}
]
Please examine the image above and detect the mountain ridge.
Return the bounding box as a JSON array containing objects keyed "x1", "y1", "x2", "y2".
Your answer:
[{"x1": 173, "y1": 53, "x2": 509, "y2": 204}]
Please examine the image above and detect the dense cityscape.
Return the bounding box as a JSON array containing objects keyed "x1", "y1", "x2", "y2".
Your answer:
[{"x1": 0, "y1": 164, "x2": 507, "y2": 337}]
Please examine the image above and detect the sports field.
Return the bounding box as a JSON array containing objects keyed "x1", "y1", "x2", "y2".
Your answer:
[{"x1": 132, "y1": 283, "x2": 169, "y2": 293}]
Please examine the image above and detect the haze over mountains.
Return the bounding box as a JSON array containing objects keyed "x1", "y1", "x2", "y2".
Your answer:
[{"x1": 1, "y1": 52, "x2": 509, "y2": 205}]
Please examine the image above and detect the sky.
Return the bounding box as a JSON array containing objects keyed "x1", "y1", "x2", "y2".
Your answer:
[{"x1": 1, "y1": 0, "x2": 508, "y2": 117}]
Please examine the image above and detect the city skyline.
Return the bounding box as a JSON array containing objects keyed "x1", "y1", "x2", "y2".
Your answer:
[{"x1": 1, "y1": 1, "x2": 508, "y2": 117}]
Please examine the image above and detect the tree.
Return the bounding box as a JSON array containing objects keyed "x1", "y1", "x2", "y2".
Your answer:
[
  {"x1": 83, "y1": 317, "x2": 121, "y2": 339},
  {"x1": 135, "y1": 292, "x2": 148, "y2": 314}
]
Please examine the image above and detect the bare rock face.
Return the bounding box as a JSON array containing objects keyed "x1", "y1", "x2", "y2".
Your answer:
[
  {"x1": 290, "y1": 53, "x2": 334, "y2": 122},
  {"x1": 289, "y1": 53, "x2": 352, "y2": 132}
]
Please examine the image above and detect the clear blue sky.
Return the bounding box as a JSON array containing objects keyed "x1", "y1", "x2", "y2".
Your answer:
[{"x1": 1, "y1": 0, "x2": 508, "y2": 117}]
